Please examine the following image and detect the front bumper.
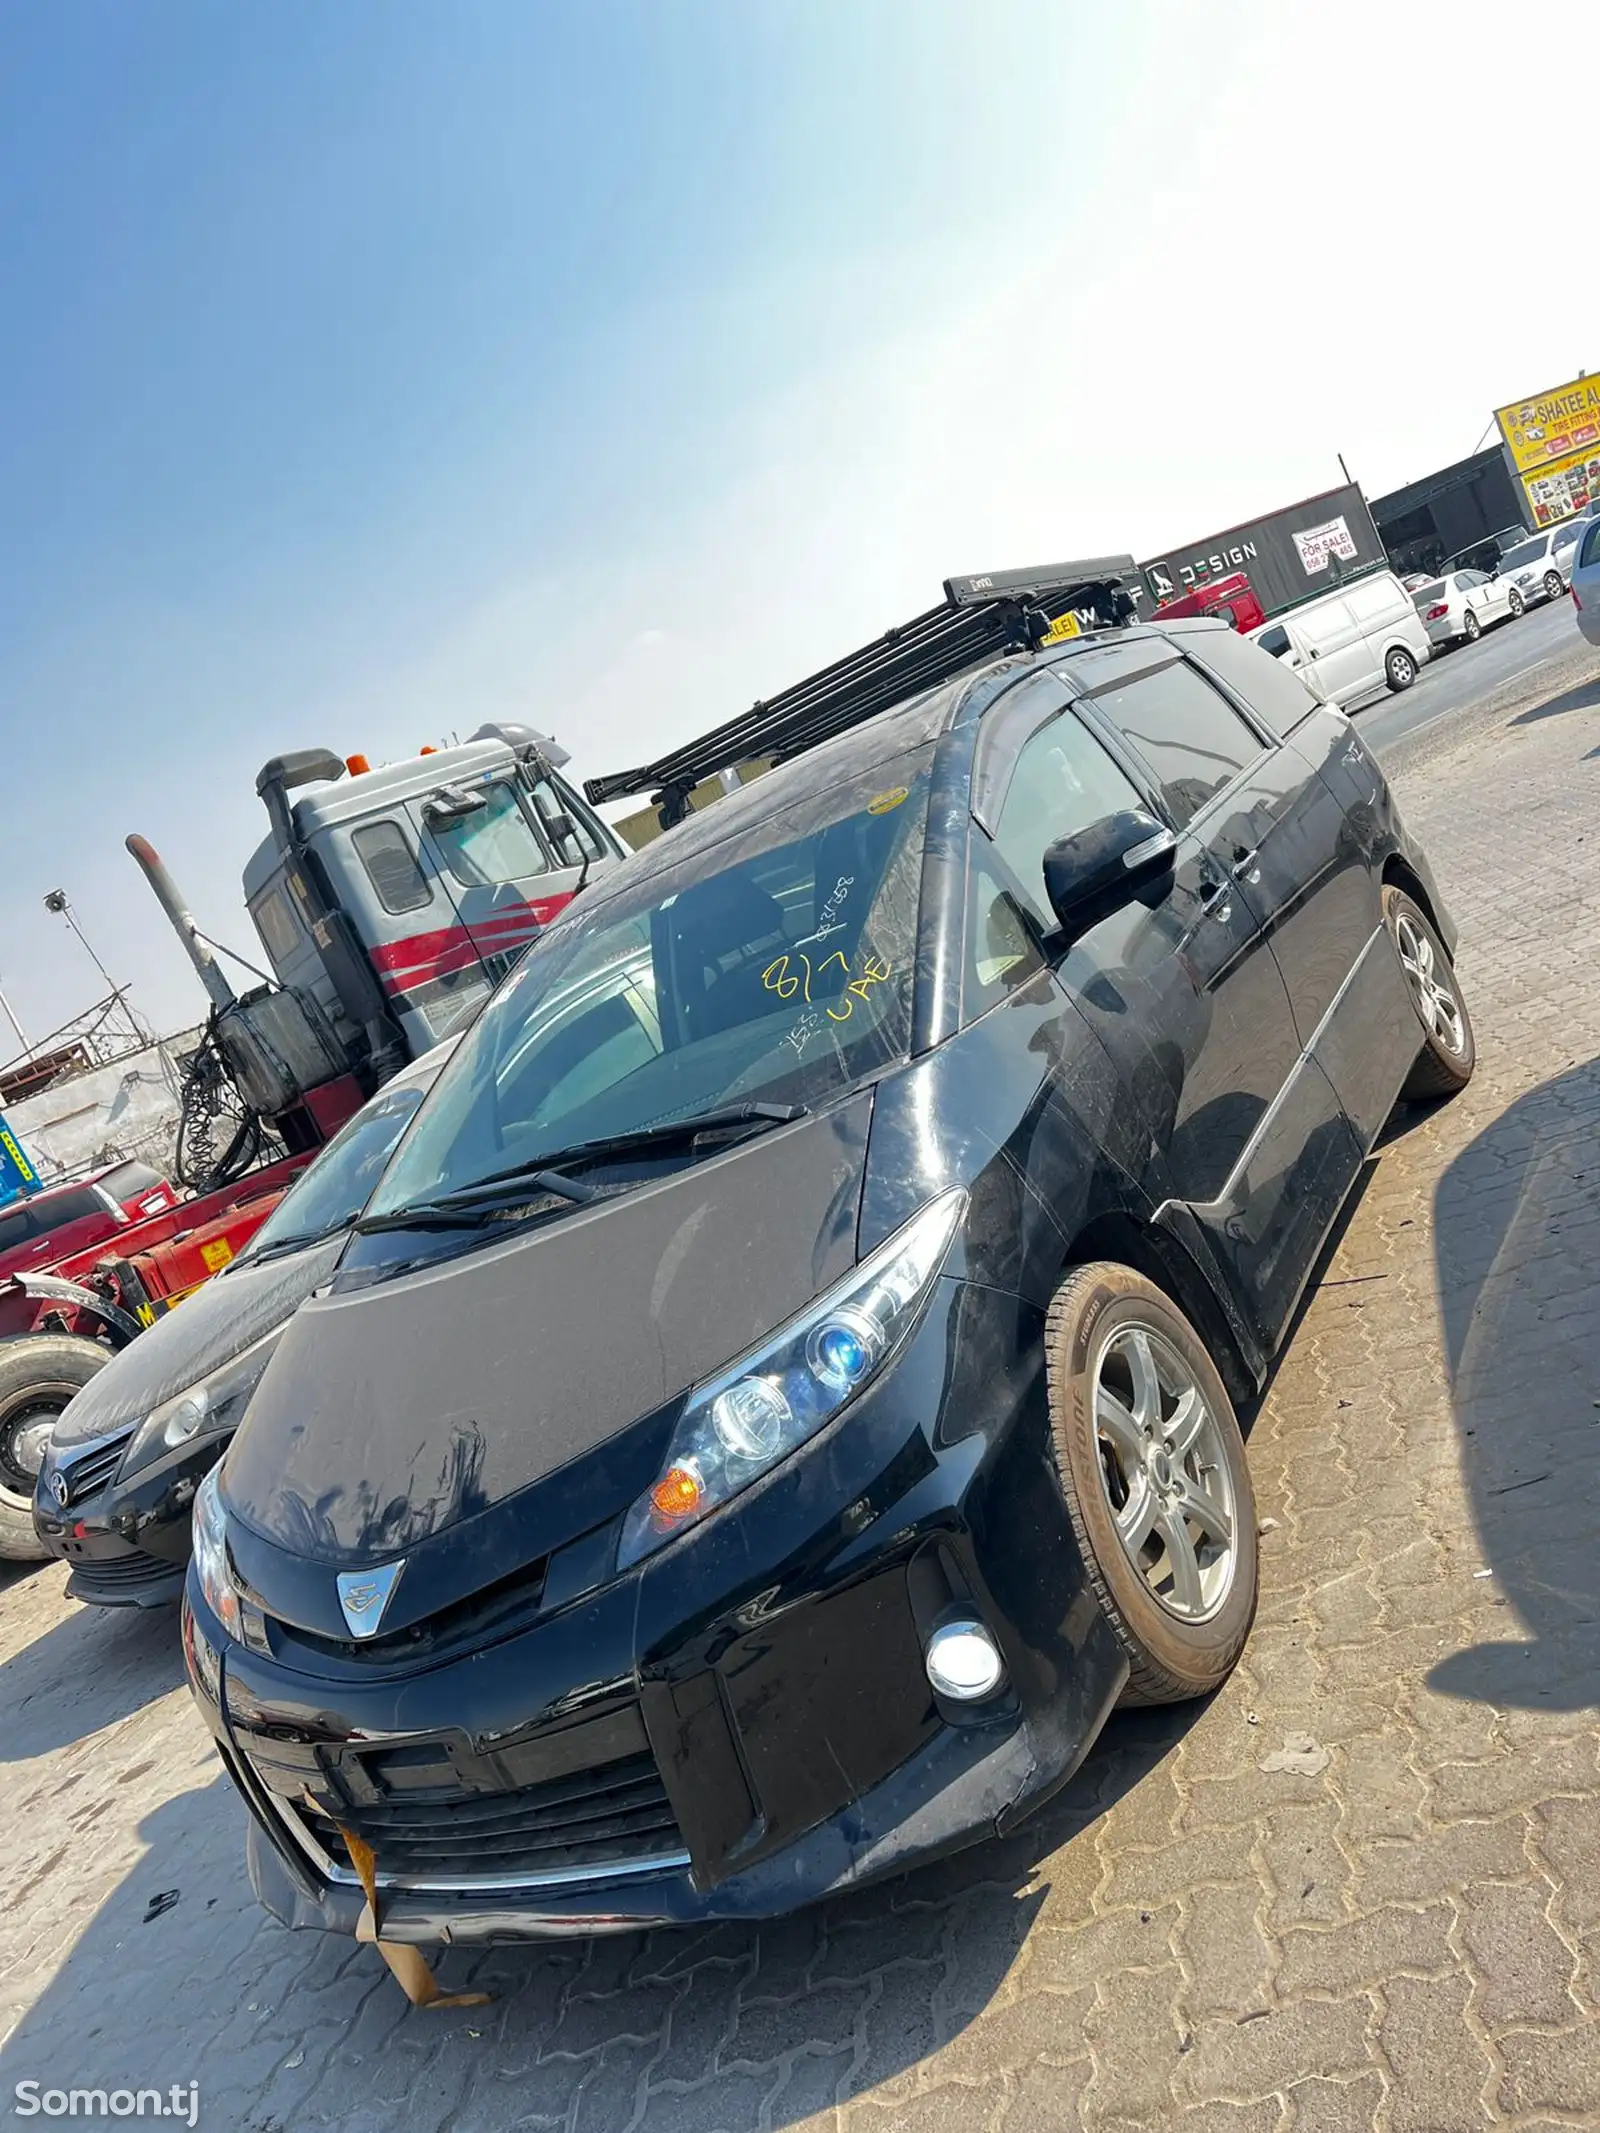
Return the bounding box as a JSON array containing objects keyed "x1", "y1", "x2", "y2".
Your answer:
[
  {"x1": 35, "y1": 1433, "x2": 221, "y2": 1607},
  {"x1": 184, "y1": 1278, "x2": 1129, "y2": 1939}
]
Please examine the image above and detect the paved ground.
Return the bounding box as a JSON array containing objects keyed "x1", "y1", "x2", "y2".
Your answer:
[
  {"x1": 1358, "y1": 596, "x2": 1574, "y2": 760},
  {"x1": 4, "y1": 636, "x2": 1600, "y2": 2132}
]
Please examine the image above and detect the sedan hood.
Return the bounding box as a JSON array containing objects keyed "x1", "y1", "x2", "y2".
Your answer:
[
  {"x1": 50, "y1": 1237, "x2": 346, "y2": 1448},
  {"x1": 222, "y1": 1096, "x2": 873, "y2": 1565}
]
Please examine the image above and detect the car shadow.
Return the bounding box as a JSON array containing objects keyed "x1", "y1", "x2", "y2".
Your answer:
[
  {"x1": 1426, "y1": 1058, "x2": 1600, "y2": 1711},
  {"x1": 1509, "y1": 672, "x2": 1600, "y2": 726},
  {"x1": 0, "y1": 1705, "x2": 1199, "y2": 2126},
  {"x1": 0, "y1": 1589, "x2": 184, "y2": 1762}
]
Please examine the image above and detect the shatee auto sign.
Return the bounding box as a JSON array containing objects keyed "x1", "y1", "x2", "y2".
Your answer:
[{"x1": 1136, "y1": 481, "x2": 1387, "y2": 619}]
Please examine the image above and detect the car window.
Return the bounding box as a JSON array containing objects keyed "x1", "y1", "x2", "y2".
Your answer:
[
  {"x1": 12, "y1": 1186, "x2": 104, "y2": 1235},
  {"x1": 1255, "y1": 624, "x2": 1292, "y2": 660},
  {"x1": 1498, "y1": 538, "x2": 1544, "y2": 572},
  {"x1": 1453, "y1": 572, "x2": 1481, "y2": 589},
  {"x1": 1183, "y1": 630, "x2": 1321, "y2": 740},
  {"x1": 990, "y1": 709, "x2": 1147, "y2": 928},
  {"x1": 250, "y1": 883, "x2": 304, "y2": 966},
  {"x1": 962, "y1": 853, "x2": 1045, "y2": 1022},
  {"x1": 97, "y1": 1161, "x2": 161, "y2": 1203},
  {"x1": 369, "y1": 752, "x2": 936, "y2": 1212},
  {"x1": 427, "y1": 783, "x2": 550, "y2": 888},
  {"x1": 1088, "y1": 660, "x2": 1268, "y2": 830},
  {"x1": 1551, "y1": 522, "x2": 1582, "y2": 553},
  {"x1": 1412, "y1": 581, "x2": 1445, "y2": 611},
  {"x1": 352, "y1": 821, "x2": 434, "y2": 915},
  {"x1": 0, "y1": 1205, "x2": 39, "y2": 1251},
  {"x1": 241, "y1": 1084, "x2": 429, "y2": 1257},
  {"x1": 1580, "y1": 519, "x2": 1600, "y2": 569}
]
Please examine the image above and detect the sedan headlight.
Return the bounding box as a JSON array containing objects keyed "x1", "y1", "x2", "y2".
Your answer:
[
  {"x1": 192, "y1": 1466, "x2": 243, "y2": 1643},
  {"x1": 618, "y1": 1188, "x2": 965, "y2": 1569},
  {"x1": 120, "y1": 1331, "x2": 283, "y2": 1479}
]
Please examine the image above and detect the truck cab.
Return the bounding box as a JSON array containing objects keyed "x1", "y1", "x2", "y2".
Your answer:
[
  {"x1": 1151, "y1": 572, "x2": 1267, "y2": 633},
  {"x1": 243, "y1": 726, "x2": 622, "y2": 1077}
]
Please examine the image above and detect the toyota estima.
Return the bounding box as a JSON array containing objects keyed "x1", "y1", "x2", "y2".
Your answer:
[{"x1": 183, "y1": 561, "x2": 1472, "y2": 1946}]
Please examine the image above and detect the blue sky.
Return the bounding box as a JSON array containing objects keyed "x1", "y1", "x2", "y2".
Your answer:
[{"x1": 1, "y1": 2, "x2": 1593, "y2": 1041}]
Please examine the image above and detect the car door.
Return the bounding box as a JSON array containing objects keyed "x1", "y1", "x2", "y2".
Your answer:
[
  {"x1": 1454, "y1": 569, "x2": 1497, "y2": 627},
  {"x1": 1057, "y1": 640, "x2": 1364, "y2": 1348}
]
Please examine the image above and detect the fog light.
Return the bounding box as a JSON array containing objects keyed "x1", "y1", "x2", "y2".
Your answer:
[{"x1": 925, "y1": 1618, "x2": 1005, "y2": 1702}]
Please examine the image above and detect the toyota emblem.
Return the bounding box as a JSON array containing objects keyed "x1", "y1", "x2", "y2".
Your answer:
[{"x1": 49, "y1": 1470, "x2": 69, "y2": 1509}]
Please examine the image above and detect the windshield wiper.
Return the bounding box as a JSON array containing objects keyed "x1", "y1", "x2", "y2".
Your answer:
[
  {"x1": 356, "y1": 1170, "x2": 599, "y2": 1235},
  {"x1": 240, "y1": 1222, "x2": 352, "y2": 1265},
  {"x1": 438, "y1": 1102, "x2": 809, "y2": 1202},
  {"x1": 354, "y1": 1103, "x2": 808, "y2": 1235}
]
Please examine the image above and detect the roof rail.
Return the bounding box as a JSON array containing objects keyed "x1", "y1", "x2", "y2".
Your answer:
[{"x1": 584, "y1": 557, "x2": 1138, "y2": 821}]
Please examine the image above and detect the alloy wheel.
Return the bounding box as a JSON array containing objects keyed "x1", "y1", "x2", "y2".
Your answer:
[
  {"x1": 1393, "y1": 908, "x2": 1467, "y2": 1056},
  {"x1": 1545, "y1": 571, "x2": 1563, "y2": 601},
  {"x1": 1092, "y1": 1324, "x2": 1238, "y2": 1622}
]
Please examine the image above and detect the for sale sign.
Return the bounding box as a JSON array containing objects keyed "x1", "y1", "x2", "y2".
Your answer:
[{"x1": 1293, "y1": 516, "x2": 1360, "y2": 575}]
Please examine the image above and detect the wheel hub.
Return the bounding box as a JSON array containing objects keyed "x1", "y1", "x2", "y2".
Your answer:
[
  {"x1": 1092, "y1": 1323, "x2": 1238, "y2": 1623},
  {"x1": 1394, "y1": 911, "x2": 1466, "y2": 1056},
  {"x1": 1, "y1": 1403, "x2": 62, "y2": 1491}
]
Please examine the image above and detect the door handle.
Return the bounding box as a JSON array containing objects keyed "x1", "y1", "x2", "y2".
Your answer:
[
  {"x1": 1230, "y1": 847, "x2": 1261, "y2": 882},
  {"x1": 1198, "y1": 874, "x2": 1233, "y2": 923}
]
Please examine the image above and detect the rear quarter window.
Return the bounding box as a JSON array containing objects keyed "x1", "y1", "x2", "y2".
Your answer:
[{"x1": 1184, "y1": 628, "x2": 1322, "y2": 739}]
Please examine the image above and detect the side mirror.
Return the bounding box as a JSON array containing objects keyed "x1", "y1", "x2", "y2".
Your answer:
[
  {"x1": 1042, "y1": 808, "x2": 1177, "y2": 947},
  {"x1": 542, "y1": 808, "x2": 576, "y2": 847}
]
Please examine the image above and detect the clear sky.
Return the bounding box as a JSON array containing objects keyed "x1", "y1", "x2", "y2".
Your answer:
[{"x1": 1, "y1": 1, "x2": 1594, "y2": 1043}]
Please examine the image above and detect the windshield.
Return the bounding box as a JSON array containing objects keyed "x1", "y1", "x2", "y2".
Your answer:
[
  {"x1": 1498, "y1": 538, "x2": 1544, "y2": 572},
  {"x1": 241, "y1": 1084, "x2": 428, "y2": 1257},
  {"x1": 369, "y1": 750, "x2": 934, "y2": 1214}
]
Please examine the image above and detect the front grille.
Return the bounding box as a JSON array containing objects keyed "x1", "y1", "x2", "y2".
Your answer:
[
  {"x1": 57, "y1": 1436, "x2": 129, "y2": 1505},
  {"x1": 67, "y1": 1547, "x2": 182, "y2": 1598},
  {"x1": 274, "y1": 1749, "x2": 688, "y2": 1890}
]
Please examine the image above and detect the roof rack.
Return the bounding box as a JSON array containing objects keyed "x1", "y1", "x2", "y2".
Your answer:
[{"x1": 584, "y1": 557, "x2": 1139, "y2": 823}]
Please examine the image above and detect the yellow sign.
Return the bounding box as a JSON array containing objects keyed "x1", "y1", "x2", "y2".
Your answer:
[
  {"x1": 1519, "y1": 443, "x2": 1600, "y2": 527},
  {"x1": 200, "y1": 1238, "x2": 235, "y2": 1274},
  {"x1": 1040, "y1": 612, "x2": 1082, "y2": 644},
  {"x1": 1495, "y1": 372, "x2": 1600, "y2": 475},
  {"x1": 866, "y1": 786, "x2": 909, "y2": 814}
]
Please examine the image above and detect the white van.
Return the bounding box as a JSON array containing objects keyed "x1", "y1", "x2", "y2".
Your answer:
[{"x1": 1249, "y1": 571, "x2": 1431, "y2": 707}]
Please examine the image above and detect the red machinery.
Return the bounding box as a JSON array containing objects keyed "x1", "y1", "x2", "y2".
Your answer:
[{"x1": 0, "y1": 1152, "x2": 310, "y2": 1558}]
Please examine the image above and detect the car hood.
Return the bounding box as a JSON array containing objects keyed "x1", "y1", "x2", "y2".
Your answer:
[
  {"x1": 49, "y1": 1236, "x2": 346, "y2": 1448},
  {"x1": 222, "y1": 1095, "x2": 874, "y2": 1566}
]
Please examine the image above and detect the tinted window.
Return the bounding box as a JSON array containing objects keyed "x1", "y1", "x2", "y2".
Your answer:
[
  {"x1": 352, "y1": 822, "x2": 433, "y2": 915},
  {"x1": 1256, "y1": 625, "x2": 1291, "y2": 659},
  {"x1": 251, "y1": 884, "x2": 304, "y2": 965},
  {"x1": 963, "y1": 854, "x2": 1045, "y2": 1022},
  {"x1": 1498, "y1": 538, "x2": 1545, "y2": 572},
  {"x1": 1551, "y1": 521, "x2": 1583, "y2": 553},
  {"x1": 1185, "y1": 630, "x2": 1320, "y2": 739},
  {"x1": 241, "y1": 1084, "x2": 428, "y2": 1257},
  {"x1": 22, "y1": 1186, "x2": 104, "y2": 1232},
  {"x1": 991, "y1": 710, "x2": 1146, "y2": 928},
  {"x1": 428, "y1": 784, "x2": 550, "y2": 888},
  {"x1": 0, "y1": 1205, "x2": 39, "y2": 1251},
  {"x1": 369, "y1": 755, "x2": 935, "y2": 1213},
  {"x1": 97, "y1": 1162, "x2": 162, "y2": 1203},
  {"x1": 1091, "y1": 660, "x2": 1267, "y2": 829},
  {"x1": 1454, "y1": 572, "x2": 1484, "y2": 589},
  {"x1": 1580, "y1": 519, "x2": 1600, "y2": 569}
]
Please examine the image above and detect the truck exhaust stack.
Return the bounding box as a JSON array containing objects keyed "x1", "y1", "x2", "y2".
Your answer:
[{"x1": 125, "y1": 834, "x2": 239, "y2": 1015}]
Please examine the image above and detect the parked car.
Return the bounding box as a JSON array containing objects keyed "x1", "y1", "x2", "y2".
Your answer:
[
  {"x1": 1572, "y1": 512, "x2": 1600, "y2": 648},
  {"x1": 1497, "y1": 521, "x2": 1586, "y2": 610},
  {"x1": 180, "y1": 572, "x2": 1471, "y2": 1948},
  {"x1": 0, "y1": 1162, "x2": 179, "y2": 1283},
  {"x1": 32, "y1": 1043, "x2": 454, "y2": 1606},
  {"x1": 1411, "y1": 567, "x2": 1523, "y2": 649},
  {"x1": 1249, "y1": 569, "x2": 1432, "y2": 704},
  {"x1": 1439, "y1": 527, "x2": 1529, "y2": 578}
]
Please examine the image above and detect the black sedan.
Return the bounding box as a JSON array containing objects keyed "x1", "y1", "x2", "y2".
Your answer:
[
  {"x1": 34, "y1": 1044, "x2": 453, "y2": 1606},
  {"x1": 182, "y1": 576, "x2": 1471, "y2": 1945}
]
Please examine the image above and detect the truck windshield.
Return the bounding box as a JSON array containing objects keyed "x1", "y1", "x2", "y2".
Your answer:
[{"x1": 368, "y1": 751, "x2": 934, "y2": 1215}]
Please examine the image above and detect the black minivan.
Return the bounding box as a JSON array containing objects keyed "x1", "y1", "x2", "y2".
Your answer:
[{"x1": 183, "y1": 565, "x2": 1472, "y2": 1946}]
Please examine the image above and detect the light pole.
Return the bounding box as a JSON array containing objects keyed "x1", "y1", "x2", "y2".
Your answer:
[{"x1": 42, "y1": 889, "x2": 150, "y2": 1049}]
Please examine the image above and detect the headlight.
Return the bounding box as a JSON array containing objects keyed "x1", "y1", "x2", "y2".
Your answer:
[
  {"x1": 120, "y1": 1331, "x2": 283, "y2": 1479},
  {"x1": 192, "y1": 1467, "x2": 243, "y2": 1643},
  {"x1": 617, "y1": 1188, "x2": 964, "y2": 1569}
]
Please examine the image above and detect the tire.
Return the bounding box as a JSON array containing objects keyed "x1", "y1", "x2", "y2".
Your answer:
[
  {"x1": 1508, "y1": 589, "x2": 1524, "y2": 619},
  {"x1": 1385, "y1": 646, "x2": 1417, "y2": 690},
  {"x1": 1383, "y1": 886, "x2": 1475, "y2": 1102},
  {"x1": 1544, "y1": 571, "x2": 1563, "y2": 603},
  {"x1": 0, "y1": 1335, "x2": 110, "y2": 1561},
  {"x1": 1043, "y1": 1263, "x2": 1258, "y2": 1705},
  {"x1": 1463, "y1": 609, "x2": 1481, "y2": 642}
]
